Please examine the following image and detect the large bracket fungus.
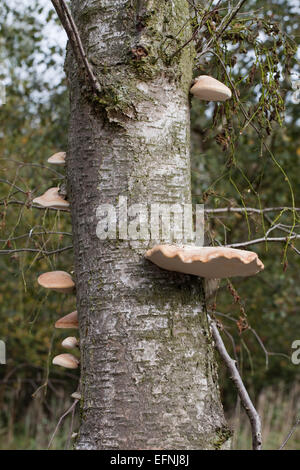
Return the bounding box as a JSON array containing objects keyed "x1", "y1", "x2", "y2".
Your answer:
[
  {"x1": 52, "y1": 353, "x2": 79, "y2": 369},
  {"x1": 37, "y1": 271, "x2": 75, "y2": 293},
  {"x1": 145, "y1": 244, "x2": 264, "y2": 278},
  {"x1": 190, "y1": 75, "x2": 232, "y2": 101},
  {"x1": 33, "y1": 187, "x2": 69, "y2": 210}
]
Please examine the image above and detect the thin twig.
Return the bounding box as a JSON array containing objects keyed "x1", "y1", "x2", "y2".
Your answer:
[
  {"x1": 0, "y1": 246, "x2": 73, "y2": 256},
  {"x1": 0, "y1": 230, "x2": 72, "y2": 243},
  {"x1": 226, "y1": 235, "x2": 300, "y2": 249},
  {"x1": 65, "y1": 400, "x2": 77, "y2": 450},
  {"x1": 199, "y1": 0, "x2": 248, "y2": 54},
  {"x1": 213, "y1": 311, "x2": 290, "y2": 367},
  {"x1": 48, "y1": 399, "x2": 79, "y2": 449},
  {"x1": 209, "y1": 315, "x2": 262, "y2": 450},
  {"x1": 0, "y1": 158, "x2": 64, "y2": 178},
  {"x1": 279, "y1": 416, "x2": 300, "y2": 450},
  {"x1": 0, "y1": 200, "x2": 70, "y2": 212}
]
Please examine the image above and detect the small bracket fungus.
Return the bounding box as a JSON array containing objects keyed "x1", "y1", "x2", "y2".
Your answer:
[
  {"x1": 52, "y1": 353, "x2": 79, "y2": 369},
  {"x1": 33, "y1": 187, "x2": 69, "y2": 210},
  {"x1": 55, "y1": 311, "x2": 78, "y2": 329},
  {"x1": 71, "y1": 391, "x2": 81, "y2": 400},
  {"x1": 145, "y1": 245, "x2": 264, "y2": 279},
  {"x1": 62, "y1": 336, "x2": 78, "y2": 349},
  {"x1": 190, "y1": 75, "x2": 232, "y2": 101},
  {"x1": 47, "y1": 151, "x2": 66, "y2": 165},
  {"x1": 38, "y1": 271, "x2": 75, "y2": 293}
]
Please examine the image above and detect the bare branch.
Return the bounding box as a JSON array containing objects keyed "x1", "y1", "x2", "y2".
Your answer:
[
  {"x1": 226, "y1": 235, "x2": 300, "y2": 249},
  {"x1": 279, "y1": 416, "x2": 300, "y2": 450},
  {"x1": 0, "y1": 200, "x2": 70, "y2": 212},
  {"x1": 205, "y1": 206, "x2": 300, "y2": 215},
  {"x1": 199, "y1": 0, "x2": 248, "y2": 54},
  {"x1": 48, "y1": 399, "x2": 79, "y2": 449},
  {"x1": 209, "y1": 315, "x2": 262, "y2": 450},
  {"x1": 213, "y1": 311, "x2": 290, "y2": 367},
  {"x1": 0, "y1": 158, "x2": 64, "y2": 178},
  {"x1": 0, "y1": 230, "x2": 72, "y2": 243},
  {"x1": 0, "y1": 179, "x2": 29, "y2": 195},
  {"x1": 0, "y1": 246, "x2": 73, "y2": 256},
  {"x1": 51, "y1": 0, "x2": 101, "y2": 94}
]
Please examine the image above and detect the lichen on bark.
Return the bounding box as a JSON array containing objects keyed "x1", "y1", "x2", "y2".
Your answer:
[{"x1": 66, "y1": 0, "x2": 230, "y2": 449}]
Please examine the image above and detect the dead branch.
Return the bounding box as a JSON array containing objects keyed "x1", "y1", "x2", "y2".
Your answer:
[
  {"x1": 198, "y1": 0, "x2": 248, "y2": 54},
  {"x1": 213, "y1": 311, "x2": 290, "y2": 368},
  {"x1": 205, "y1": 206, "x2": 300, "y2": 215},
  {"x1": 279, "y1": 416, "x2": 300, "y2": 449},
  {"x1": 0, "y1": 230, "x2": 72, "y2": 243},
  {"x1": 48, "y1": 399, "x2": 79, "y2": 449},
  {"x1": 51, "y1": 0, "x2": 101, "y2": 94},
  {"x1": 0, "y1": 200, "x2": 70, "y2": 212},
  {"x1": 0, "y1": 246, "x2": 73, "y2": 256},
  {"x1": 209, "y1": 315, "x2": 262, "y2": 450},
  {"x1": 226, "y1": 235, "x2": 300, "y2": 249}
]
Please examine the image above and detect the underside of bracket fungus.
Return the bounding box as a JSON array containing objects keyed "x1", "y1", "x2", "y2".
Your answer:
[
  {"x1": 61, "y1": 336, "x2": 78, "y2": 349},
  {"x1": 190, "y1": 75, "x2": 232, "y2": 101},
  {"x1": 55, "y1": 311, "x2": 78, "y2": 329},
  {"x1": 47, "y1": 151, "x2": 66, "y2": 165},
  {"x1": 52, "y1": 353, "x2": 79, "y2": 369},
  {"x1": 37, "y1": 271, "x2": 75, "y2": 293},
  {"x1": 145, "y1": 245, "x2": 264, "y2": 278},
  {"x1": 33, "y1": 187, "x2": 69, "y2": 210}
]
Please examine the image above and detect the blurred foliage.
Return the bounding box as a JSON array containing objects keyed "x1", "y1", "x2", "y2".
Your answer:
[
  {"x1": 0, "y1": 0, "x2": 78, "y2": 449},
  {"x1": 0, "y1": 0, "x2": 299, "y2": 449}
]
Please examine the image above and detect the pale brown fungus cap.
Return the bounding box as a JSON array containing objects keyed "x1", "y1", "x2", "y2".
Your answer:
[
  {"x1": 145, "y1": 245, "x2": 264, "y2": 279},
  {"x1": 190, "y1": 75, "x2": 232, "y2": 102},
  {"x1": 33, "y1": 187, "x2": 69, "y2": 210},
  {"x1": 47, "y1": 152, "x2": 66, "y2": 165},
  {"x1": 52, "y1": 353, "x2": 79, "y2": 369},
  {"x1": 37, "y1": 271, "x2": 75, "y2": 293},
  {"x1": 55, "y1": 311, "x2": 78, "y2": 329}
]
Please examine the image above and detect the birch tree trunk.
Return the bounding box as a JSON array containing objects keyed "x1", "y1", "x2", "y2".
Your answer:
[{"x1": 66, "y1": 0, "x2": 231, "y2": 450}]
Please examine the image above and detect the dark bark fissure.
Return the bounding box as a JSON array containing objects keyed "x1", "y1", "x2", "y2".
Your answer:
[{"x1": 66, "y1": 0, "x2": 230, "y2": 449}]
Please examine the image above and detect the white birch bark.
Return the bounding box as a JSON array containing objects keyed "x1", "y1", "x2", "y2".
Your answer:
[{"x1": 66, "y1": 0, "x2": 230, "y2": 450}]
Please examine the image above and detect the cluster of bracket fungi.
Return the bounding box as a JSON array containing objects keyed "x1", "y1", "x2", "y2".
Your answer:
[
  {"x1": 35, "y1": 76, "x2": 264, "y2": 401},
  {"x1": 34, "y1": 151, "x2": 80, "y2": 400}
]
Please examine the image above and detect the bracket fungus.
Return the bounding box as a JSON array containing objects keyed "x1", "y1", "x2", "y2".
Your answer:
[
  {"x1": 52, "y1": 353, "x2": 79, "y2": 369},
  {"x1": 47, "y1": 151, "x2": 66, "y2": 165},
  {"x1": 37, "y1": 271, "x2": 75, "y2": 293},
  {"x1": 190, "y1": 75, "x2": 232, "y2": 102},
  {"x1": 55, "y1": 311, "x2": 78, "y2": 329},
  {"x1": 61, "y1": 336, "x2": 78, "y2": 349},
  {"x1": 33, "y1": 187, "x2": 69, "y2": 210},
  {"x1": 145, "y1": 245, "x2": 264, "y2": 279}
]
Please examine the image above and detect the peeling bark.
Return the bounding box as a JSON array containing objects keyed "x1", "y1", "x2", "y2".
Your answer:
[{"x1": 66, "y1": 0, "x2": 230, "y2": 450}]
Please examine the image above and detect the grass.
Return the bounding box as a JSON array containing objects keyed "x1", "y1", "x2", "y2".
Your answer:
[
  {"x1": 228, "y1": 382, "x2": 300, "y2": 450},
  {"x1": 0, "y1": 387, "x2": 79, "y2": 450},
  {"x1": 1, "y1": 382, "x2": 300, "y2": 450}
]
